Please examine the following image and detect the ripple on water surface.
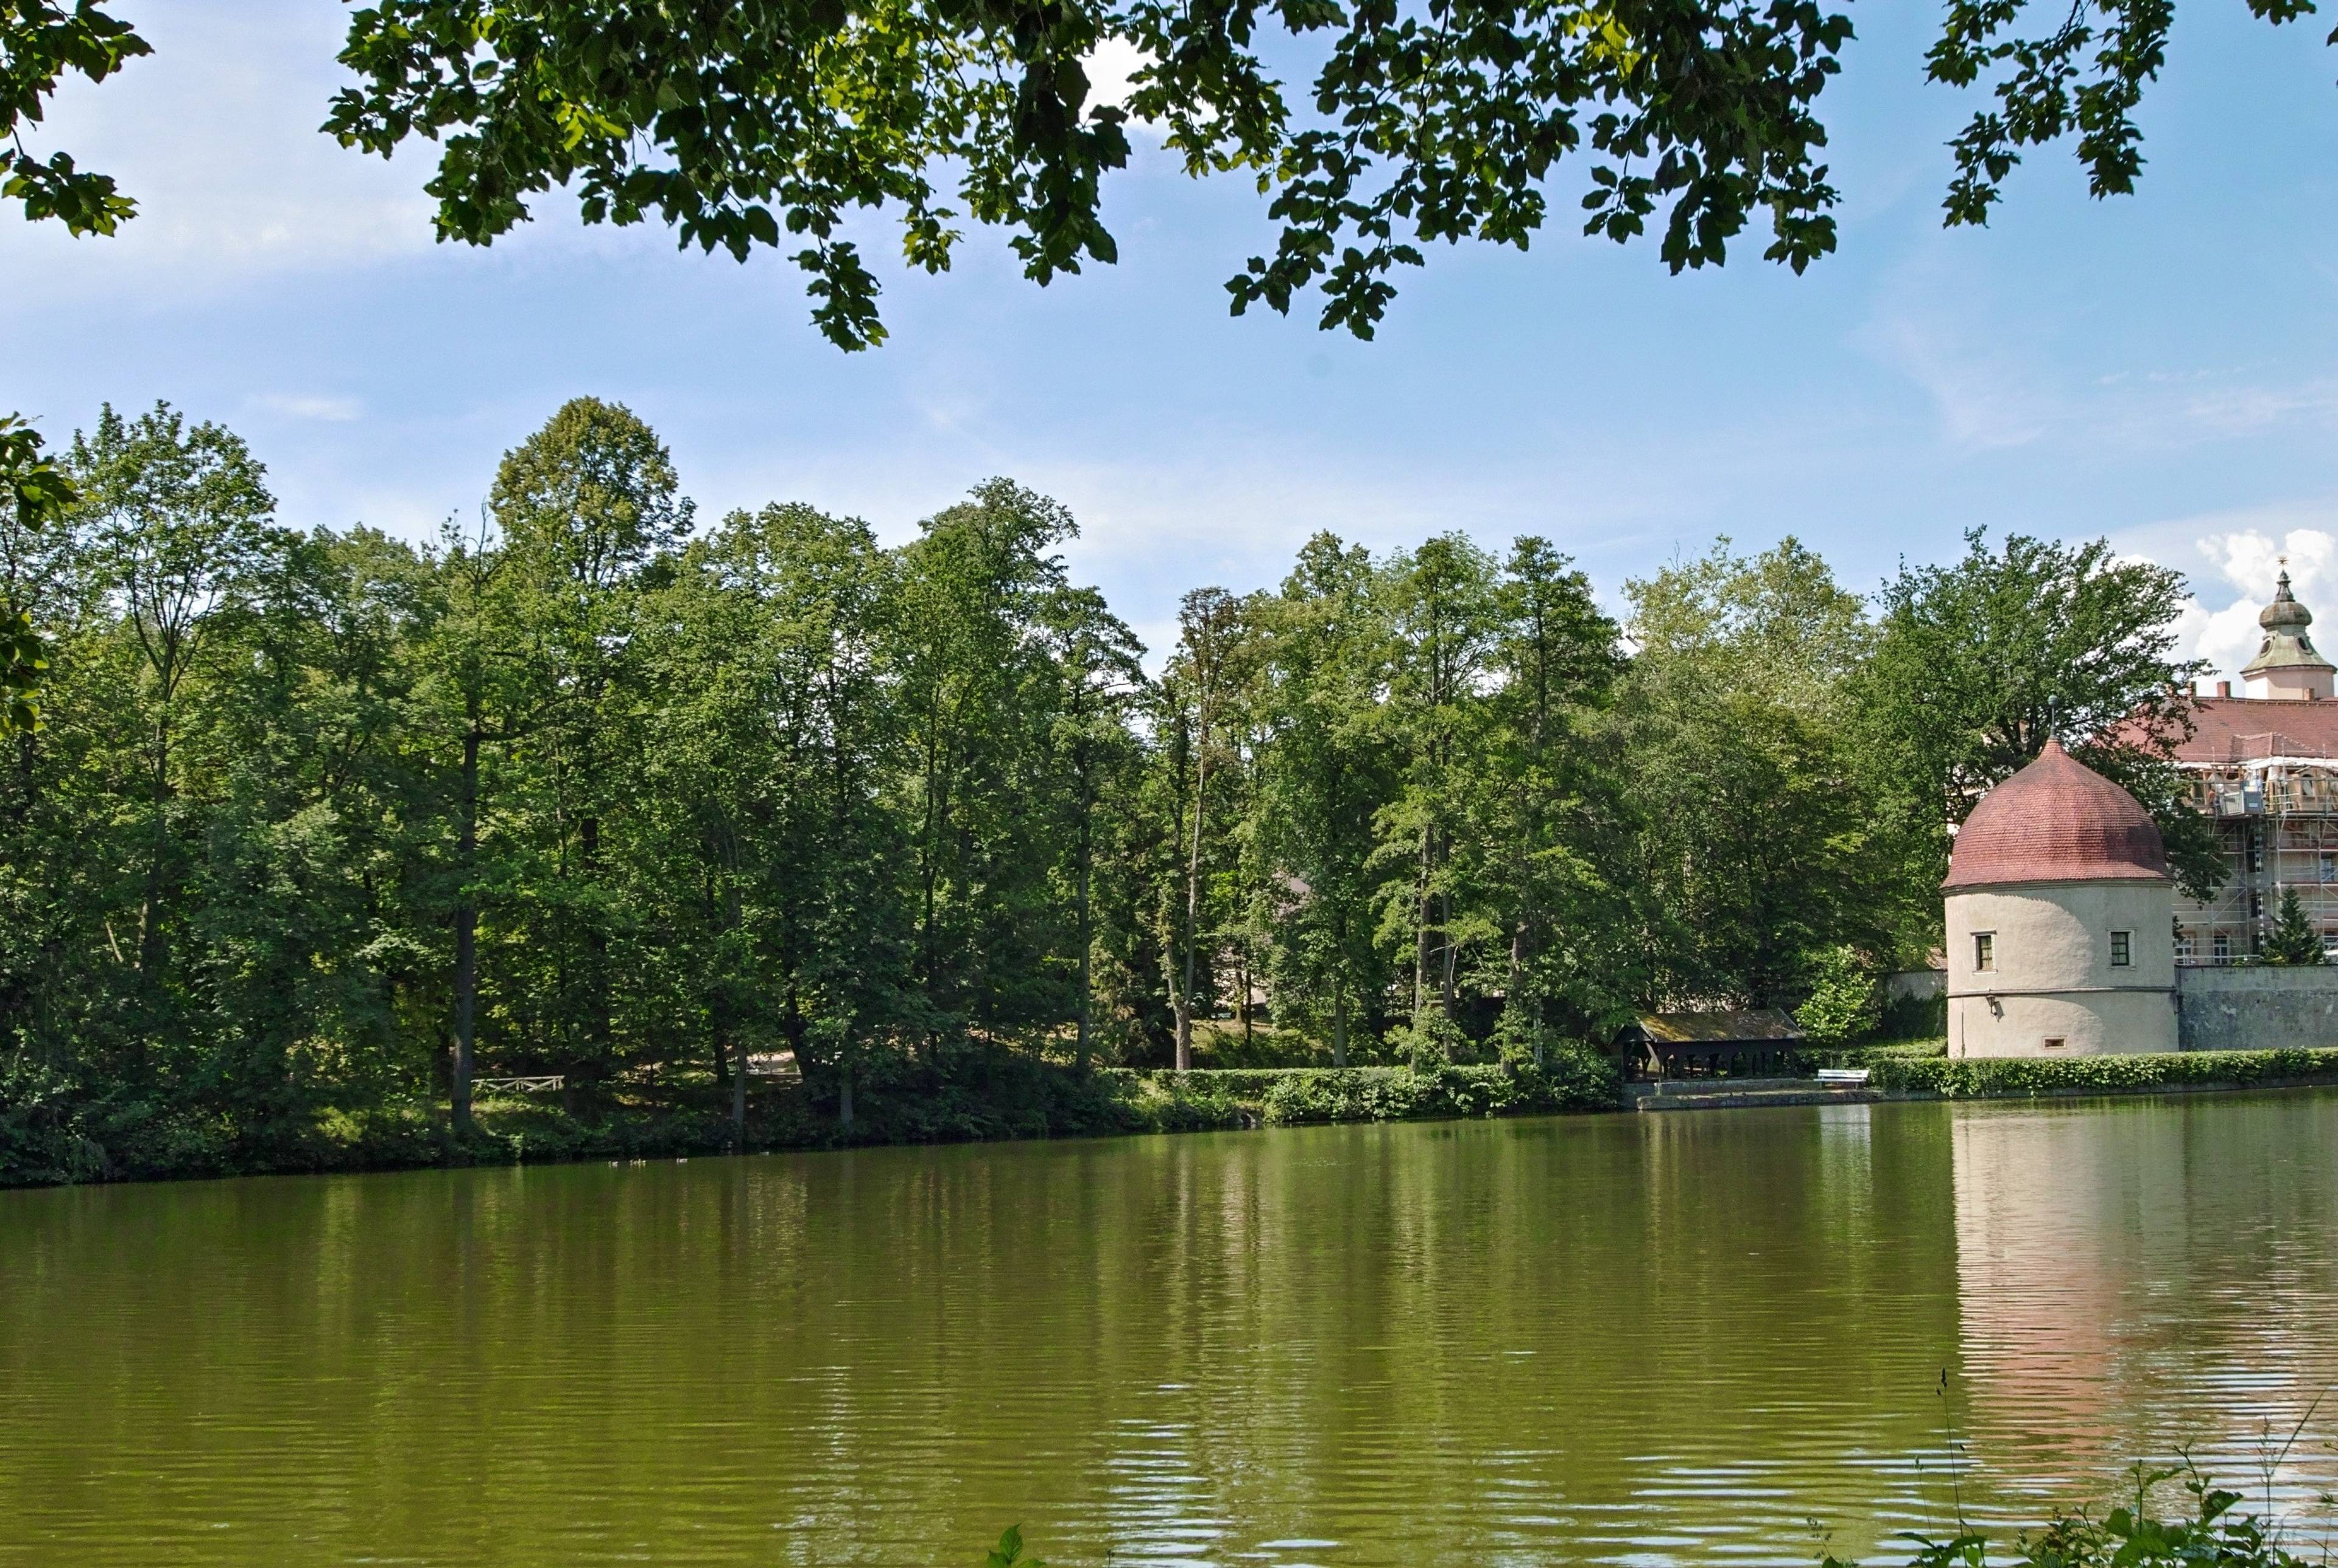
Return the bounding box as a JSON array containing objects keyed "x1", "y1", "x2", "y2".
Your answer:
[{"x1": 4, "y1": 1093, "x2": 2337, "y2": 1567}]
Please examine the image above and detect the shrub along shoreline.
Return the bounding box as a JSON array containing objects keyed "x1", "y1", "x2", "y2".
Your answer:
[
  {"x1": 0, "y1": 1056, "x2": 1624, "y2": 1188},
  {"x1": 9, "y1": 1047, "x2": 2338, "y2": 1190}
]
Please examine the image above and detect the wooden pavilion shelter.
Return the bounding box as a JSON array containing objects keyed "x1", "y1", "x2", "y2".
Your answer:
[{"x1": 1613, "y1": 1009, "x2": 1807, "y2": 1080}]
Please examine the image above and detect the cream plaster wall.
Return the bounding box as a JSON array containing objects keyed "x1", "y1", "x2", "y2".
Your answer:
[
  {"x1": 1945, "y1": 880, "x2": 2177, "y2": 1058},
  {"x1": 2247, "y1": 670, "x2": 2335, "y2": 700}
]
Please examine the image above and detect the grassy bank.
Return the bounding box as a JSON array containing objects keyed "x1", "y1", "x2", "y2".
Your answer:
[
  {"x1": 19, "y1": 1041, "x2": 2338, "y2": 1188},
  {"x1": 0, "y1": 1054, "x2": 1622, "y2": 1189}
]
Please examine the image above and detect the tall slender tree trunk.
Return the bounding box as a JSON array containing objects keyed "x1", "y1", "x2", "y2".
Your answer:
[
  {"x1": 918, "y1": 691, "x2": 944, "y2": 1021},
  {"x1": 1413, "y1": 830, "x2": 1432, "y2": 1018},
  {"x1": 1332, "y1": 984, "x2": 1349, "y2": 1068},
  {"x1": 1440, "y1": 886, "x2": 1458, "y2": 1018},
  {"x1": 139, "y1": 718, "x2": 170, "y2": 981},
  {"x1": 451, "y1": 722, "x2": 481, "y2": 1132},
  {"x1": 706, "y1": 865, "x2": 731, "y2": 1093},
  {"x1": 1238, "y1": 945, "x2": 1252, "y2": 1050},
  {"x1": 731, "y1": 1023, "x2": 748, "y2": 1133},
  {"x1": 697, "y1": 810, "x2": 748, "y2": 1139},
  {"x1": 1176, "y1": 750, "x2": 1210, "y2": 1072},
  {"x1": 572, "y1": 802, "x2": 613, "y2": 1110},
  {"x1": 1075, "y1": 783, "x2": 1094, "y2": 1075}
]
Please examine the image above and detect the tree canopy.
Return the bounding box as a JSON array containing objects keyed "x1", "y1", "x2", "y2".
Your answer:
[
  {"x1": 1853, "y1": 529, "x2": 2216, "y2": 898},
  {"x1": 0, "y1": 399, "x2": 2237, "y2": 1182},
  {"x1": 7, "y1": 0, "x2": 2327, "y2": 345}
]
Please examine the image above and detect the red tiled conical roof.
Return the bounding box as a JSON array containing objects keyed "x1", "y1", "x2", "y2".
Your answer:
[{"x1": 1942, "y1": 738, "x2": 2169, "y2": 890}]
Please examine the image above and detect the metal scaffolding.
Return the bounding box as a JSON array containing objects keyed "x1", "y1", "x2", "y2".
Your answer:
[{"x1": 2175, "y1": 739, "x2": 2338, "y2": 962}]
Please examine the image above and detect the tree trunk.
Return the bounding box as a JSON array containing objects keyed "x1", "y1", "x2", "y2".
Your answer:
[
  {"x1": 1413, "y1": 831, "x2": 1432, "y2": 1018},
  {"x1": 138, "y1": 718, "x2": 170, "y2": 981},
  {"x1": 1440, "y1": 887, "x2": 1458, "y2": 1019},
  {"x1": 731, "y1": 1026, "x2": 748, "y2": 1136},
  {"x1": 1239, "y1": 946, "x2": 1252, "y2": 1050},
  {"x1": 703, "y1": 819, "x2": 748, "y2": 1141},
  {"x1": 918, "y1": 690, "x2": 945, "y2": 1019},
  {"x1": 708, "y1": 954, "x2": 733, "y2": 1131},
  {"x1": 1332, "y1": 985, "x2": 1349, "y2": 1068},
  {"x1": 580, "y1": 811, "x2": 609, "y2": 1057},
  {"x1": 1075, "y1": 786, "x2": 1094, "y2": 1075},
  {"x1": 451, "y1": 723, "x2": 480, "y2": 1132},
  {"x1": 1176, "y1": 749, "x2": 1210, "y2": 1073}
]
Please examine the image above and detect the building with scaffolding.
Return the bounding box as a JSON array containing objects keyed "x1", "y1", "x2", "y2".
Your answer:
[{"x1": 2171, "y1": 569, "x2": 2338, "y2": 963}]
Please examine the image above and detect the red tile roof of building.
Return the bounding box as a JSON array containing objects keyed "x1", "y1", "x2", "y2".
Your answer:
[
  {"x1": 2167, "y1": 696, "x2": 2338, "y2": 763},
  {"x1": 1942, "y1": 738, "x2": 2170, "y2": 891}
]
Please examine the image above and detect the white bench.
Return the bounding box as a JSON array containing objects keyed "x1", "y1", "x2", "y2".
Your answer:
[
  {"x1": 473, "y1": 1075, "x2": 564, "y2": 1094},
  {"x1": 1816, "y1": 1068, "x2": 1870, "y2": 1086}
]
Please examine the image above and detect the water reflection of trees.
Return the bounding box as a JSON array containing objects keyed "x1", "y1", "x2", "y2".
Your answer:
[{"x1": 1, "y1": 1096, "x2": 2334, "y2": 1568}]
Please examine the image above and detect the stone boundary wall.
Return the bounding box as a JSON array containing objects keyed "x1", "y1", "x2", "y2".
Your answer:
[
  {"x1": 2175, "y1": 965, "x2": 2338, "y2": 1053},
  {"x1": 1885, "y1": 968, "x2": 1946, "y2": 1001}
]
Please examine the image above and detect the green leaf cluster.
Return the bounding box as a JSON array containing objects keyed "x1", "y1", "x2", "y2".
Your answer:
[{"x1": 0, "y1": 0, "x2": 149, "y2": 231}]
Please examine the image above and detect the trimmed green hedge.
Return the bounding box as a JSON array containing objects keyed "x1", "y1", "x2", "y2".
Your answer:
[{"x1": 1869, "y1": 1046, "x2": 2338, "y2": 1098}]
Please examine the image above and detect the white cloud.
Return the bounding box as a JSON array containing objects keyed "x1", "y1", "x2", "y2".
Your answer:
[
  {"x1": 2132, "y1": 509, "x2": 2338, "y2": 688},
  {"x1": 2180, "y1": 525, "x2": 2337, "y2": 685},
  {"x1": 1086, "y1": 37, "x2": 1151, "y2": 113}
]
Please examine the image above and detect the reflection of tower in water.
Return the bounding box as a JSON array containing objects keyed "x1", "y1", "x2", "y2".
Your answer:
[
  {"x1": 1951, "y1": 1107, "x2": 2130, "y2": 1488},
  {"x1": 1949, "y1": 1100, "x2": 2338, "y2": 1513}
]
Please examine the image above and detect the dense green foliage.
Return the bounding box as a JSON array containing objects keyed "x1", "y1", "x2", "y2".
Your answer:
[
  {"x1": 8, "y1": 0, "x2": 2324, "y2": 342},
  {"x1": 1855, "y1": 530, "x2": 2217, "y2": 900},
  {"x1": 0, "y1": 396, "x2": 2227, "y2": 1183},
  {"x1": 0, "y1": 413, "x2": 75, "y2": 733},
  {"x1": 1794, "y1": 945, "x2": 1881, "y2": 1044}
]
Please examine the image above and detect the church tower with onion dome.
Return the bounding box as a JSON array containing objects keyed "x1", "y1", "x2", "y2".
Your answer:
[{"x1": 1944, "y1": 738, "x2": 2178, "y2": 1058}]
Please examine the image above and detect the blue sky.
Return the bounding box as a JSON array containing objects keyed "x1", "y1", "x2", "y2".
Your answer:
[{"x1": 4, "y1": 0, "x2": 2337, "y2": 674}]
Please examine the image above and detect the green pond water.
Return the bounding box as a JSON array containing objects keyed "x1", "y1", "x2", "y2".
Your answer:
[{"x1": 5, "y1": 1093, "x2": 2338, "y2": 1568}]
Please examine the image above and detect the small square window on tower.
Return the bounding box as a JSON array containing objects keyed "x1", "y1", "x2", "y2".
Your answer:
[
  {"x1": 2110, "y1": 931, "x2": 2132, "y2": 967},
  {"x1": 1974, "y1": 931, "x2": 1995, "y2": 971}
]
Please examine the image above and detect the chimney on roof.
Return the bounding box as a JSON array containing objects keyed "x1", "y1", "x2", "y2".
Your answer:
[{"x1": 2218, "y1": 681, "x2": 2234, "y2": 699}]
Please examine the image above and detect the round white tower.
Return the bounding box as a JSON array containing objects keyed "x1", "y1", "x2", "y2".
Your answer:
[{"x1": 1943, "y1": 738, "x2": 2177, "y2": 1059}]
